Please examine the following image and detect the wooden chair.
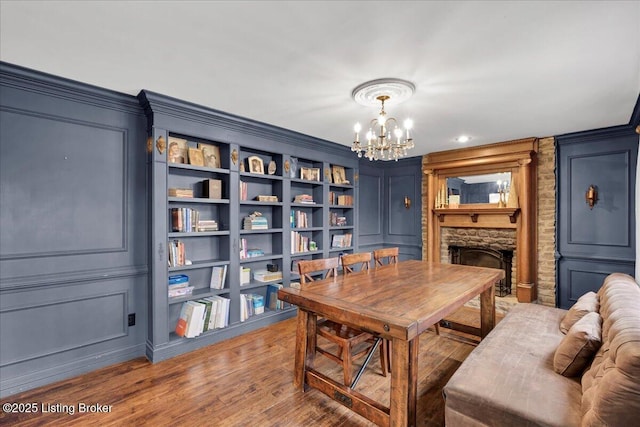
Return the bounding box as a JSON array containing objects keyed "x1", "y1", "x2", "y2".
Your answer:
[
  {"x1": 373, "y1": 247, "x2": 399, "y2": 266},
  {"x1": 340, "y1": 252, "x2": 371, "y2": 274},
  {"x1": 297, "y1": 257, "x2": 387, "y2": 386}
]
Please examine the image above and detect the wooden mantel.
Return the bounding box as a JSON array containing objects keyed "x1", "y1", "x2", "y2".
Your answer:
[{"x1": 424, "y1": 138, "x2": 538, "y2": 302}]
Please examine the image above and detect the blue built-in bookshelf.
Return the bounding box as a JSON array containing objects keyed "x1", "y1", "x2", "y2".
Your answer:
[{"x1": 138, "y1": 90, "x2": 360, "y2": 362}]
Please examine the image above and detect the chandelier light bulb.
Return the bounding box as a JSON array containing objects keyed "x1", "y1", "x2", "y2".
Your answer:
[
  {"x1": 404, "y1": 118, "x2": 413, "y2": 130},
  {"x1": 354, "y1": 122, "x2": 362, "y2": 133}
]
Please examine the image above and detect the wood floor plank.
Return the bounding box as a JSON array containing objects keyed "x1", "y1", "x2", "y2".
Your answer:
[{"x1": 1, "y1": 307, "x2": 498, "y2": 426}]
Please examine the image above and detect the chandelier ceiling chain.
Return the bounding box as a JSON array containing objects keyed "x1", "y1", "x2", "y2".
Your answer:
[{"x1": 351, "y1": 78, "x2": 415, "y2": 161}]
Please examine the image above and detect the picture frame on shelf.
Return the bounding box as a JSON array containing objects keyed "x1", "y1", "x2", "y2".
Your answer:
[
  {"x1": 198, "y1": 143, "x2": 221, "y2": 169},
  {"x1": 289, "y1": 157, "x2": 298, "y2": 178},
  {"x1": 188, "y1": 147, "x2": 204, "y2": 167},
  {"x1": 301, "y1": 167, "x2": 320, "y2": 182},
  {"x1": 168, "y1": 137, "x2": 188, "y2": 164},
  {"x1": 332, "y1": 165, "x2": 348, "y2": 184},
  {"x1": 248, "y1": 156, "x2": 264, "y2": 174},
  {"x1": 267, "y1": 160, "x2": 277, "y2": 175}
]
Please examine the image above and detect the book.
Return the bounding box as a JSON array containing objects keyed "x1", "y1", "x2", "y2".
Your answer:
[
  {"x1": 293, "y1": 194, "x2": 315, "y2": 204},
  {"x1": 252, "y1": 294, "x2": 265, "y2": 315},
  {"x1": 168, "y1": 286, "x2": 194, "y2": 299},
  {"x1": 253, "y1": 269, "x2": 283, "y2": 283},
  {"x1": 266, "y1": 283, "x2": 285, "y2": 310},
  {"x1": 255, "y1": 195, "x2": 278, "y2": 202},
  {"x1": 198, "y1": 299, "x2": 214, "y2": 332},
  {"x1": 209, "y1": 265, "x2": 227, "y2": 289},
  {"x1": 331, "y1": 233, "x2": 352, "y2": 248},
  {"x1": 169, "y1": 274, "x2": 189, "y2": 286},
  {"x1": 240, "y1": 267, "x2": 251, "y2": 285},
  {"x1": 168, "y1": 188, "x2": 193, "y2": 198},
  {"x1": 175, "y1": 302, "x2": 194, "y2": 337},
  {"x1": 239, "y1": 181, "x2": 248, "y2": 201},
  {"x1": 185, "y1": 301, "x2": 205, "y2": 338}
]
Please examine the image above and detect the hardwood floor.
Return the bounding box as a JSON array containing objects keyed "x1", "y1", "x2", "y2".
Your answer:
[{"x1": 0, "y1": 308, "x2": 495, "y2": 427}]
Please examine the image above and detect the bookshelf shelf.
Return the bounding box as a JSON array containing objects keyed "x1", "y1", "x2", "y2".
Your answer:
[{"x1": 169, "y1": 231, "x2": 230, "y2": 237}]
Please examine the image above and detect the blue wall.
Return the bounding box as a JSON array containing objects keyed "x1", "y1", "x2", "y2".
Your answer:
[
  {"x1": 556, "y1": 124, "x2": 638, "y2": 308},
  {"x1": 0, "y1": 63, "x2": 148, "y2": 397},
  {"x1": 358, "y1": 157, "x2": 423, "y2": 260}
]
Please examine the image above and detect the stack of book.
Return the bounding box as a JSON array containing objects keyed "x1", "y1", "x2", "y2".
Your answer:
[
  {"x1": 168, "y1": 187, "x2": 194, "y2": 198},
  {"x1": 255, "y1": 195, "x2": 278, "y2": 202},
  {"x1": 291, "y1": 210, "x2": 308, "y2": 228},
  {"x1": 209, "y1": 265, "x2": 228, "y2": 289},
  {"x1": 168, "y1": 274, "x2": 194, "y2": 299},
  {"x1": 291, "y1": 231, "x2": 311, "y2": 253},
  {"x1": 243, "y1": 213, "x2": 268, "y2": 230},
  {"x1": 266, "y1": 283, "x2": 290, "y2": 311},
  {"x1": 331, "y1": 233, "x2": 353, "y2": 248},
  {"x1": 293, "y1": 194, "x2": 315, "y2": 204},
  {"x1": 168, "y1": 239, "x2": 185, "y2": 267},
  {"x1": 174, "y1": 296, "x2": 230, "y2": 338},
  {"x1": 239, "y1": 181, "x2": 248, "y2": 201},
  {"x1": 240, "y1": 293, "x2": 265, "y2": 321},
  {"x1": 253, "y1": 269, "x2": 283, "y2": 283},
  {"x1": 171, "y1": 208, "x2": 199, "y2": 232},
  {"x1": 329, "y1": 212, "x2": 347, "y2": 226},
  {"x1": 337, "y1": 194, "x2": 353, "y2": 206},
  {"x1": 198, "y1": 219, "x2": 219, "y2": 232},
  {"x1": 239, "y1": 238, "x2": 265, "y2": 259}
]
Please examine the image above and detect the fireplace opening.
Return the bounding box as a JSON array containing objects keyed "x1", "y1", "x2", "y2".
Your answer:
[{"x1": 449, "y1": 246, "x2": 513, "y2": 297}]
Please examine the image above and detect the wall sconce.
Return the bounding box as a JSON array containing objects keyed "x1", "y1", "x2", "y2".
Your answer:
[
  {"x1": 585, "y1": 185, "x2": 598, "y2": 209},
  {"x1": 404, "y1": 196, "x2": 411, "y2": 209}
]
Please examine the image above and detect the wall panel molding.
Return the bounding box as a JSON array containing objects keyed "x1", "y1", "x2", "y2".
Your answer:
[
  {"x1": 0, "y1": 291, "x2": 128, "y2": 366},
  {"x1": 0, "y1": 264, "x2": 147, "y2": 291}
]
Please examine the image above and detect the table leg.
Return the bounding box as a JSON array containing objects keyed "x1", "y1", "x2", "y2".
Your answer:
[
  {"x1": 390, "y1": 336, "x2": 418, "y2": 427},
  {"x1": 480, "y1": 283, "x2": 496, "y2": 338},
  {"x1": 294, "y1": 309, "x2": 317, "y2": 390}
]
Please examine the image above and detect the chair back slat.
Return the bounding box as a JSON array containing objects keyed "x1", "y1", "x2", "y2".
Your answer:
[
  {"x1": 297, "y1": 257, "x2": 339, "y2": 284},
  {"x1": 373, "y1": 247, "x2": 399, "y2": 267},
  {"x1": 341, "y1": 252, "x2": 371, "y2": 275}
]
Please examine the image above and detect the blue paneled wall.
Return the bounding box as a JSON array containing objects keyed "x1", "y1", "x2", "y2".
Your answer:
[
  {"x1": 0, "y1": 63, "x2": 148, "y2": 397},
  {"x1": 358, "y1": 157, "x2": 423, "y2": 260}
]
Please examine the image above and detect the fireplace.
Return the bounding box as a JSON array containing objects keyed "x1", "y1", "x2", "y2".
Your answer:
[{"x1": 449, "y1": 246, "x2": 513, "y2": 297}]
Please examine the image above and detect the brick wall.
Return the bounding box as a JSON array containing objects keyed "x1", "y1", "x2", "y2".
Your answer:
[{"x1": 536, "y1": 137, "x2": 556, "y2": 306}]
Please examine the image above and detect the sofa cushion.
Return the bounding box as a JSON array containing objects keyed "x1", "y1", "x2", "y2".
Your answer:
[
  {"x1": 553, "y1": 311, "x2": 602, "y2": 377},
  {"x1": 444, "y1": 303, "x2": 582, "y2": 427},
  {"x1": 560, "y1": 291, "x2": 599, "y2": 334},
  {"x1": 581, "y1": 273, "x2": 640, "y2": 426}
]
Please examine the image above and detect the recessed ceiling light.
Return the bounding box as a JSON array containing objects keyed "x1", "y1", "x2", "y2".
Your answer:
[{"x1": 456, "y1": 135, "x2": 471, "y2": 143}]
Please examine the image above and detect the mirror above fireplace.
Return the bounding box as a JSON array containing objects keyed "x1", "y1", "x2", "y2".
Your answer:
[{"x1": 447, "y1": 172, "x2": 511, "y2": 205}]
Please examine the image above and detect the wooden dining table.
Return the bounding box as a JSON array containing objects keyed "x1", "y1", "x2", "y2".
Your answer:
[{"x1": 277, "y1": 260, "x2": 505, "y2": 427}]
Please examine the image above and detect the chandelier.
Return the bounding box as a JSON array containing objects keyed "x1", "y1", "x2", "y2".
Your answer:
[{"x1": 351, "y1": 78, "x2": 416, "y2": 161}]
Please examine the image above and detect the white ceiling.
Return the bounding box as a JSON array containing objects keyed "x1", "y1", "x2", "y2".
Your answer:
[{"x1": 1, "y1": 1, "x2": 639, "y2": 156}]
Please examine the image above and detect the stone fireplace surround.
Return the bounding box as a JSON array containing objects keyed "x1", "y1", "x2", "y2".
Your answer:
[{"x1": 441, "y1": 227, "x2": 518, "y2": 314}]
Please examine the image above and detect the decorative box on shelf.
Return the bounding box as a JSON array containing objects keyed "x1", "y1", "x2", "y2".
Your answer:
[
  {"x1": 168, "y1": 188, "x2": 193, "y2": 198},
  {"x1": 202, "y1": 179, "x2": 222, "y2": 199}
]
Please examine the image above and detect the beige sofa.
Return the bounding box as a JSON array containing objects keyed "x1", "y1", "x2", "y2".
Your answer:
[{"x1": 443, "y1": 273, "x2": 640, "y2": 426}]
